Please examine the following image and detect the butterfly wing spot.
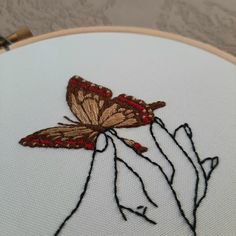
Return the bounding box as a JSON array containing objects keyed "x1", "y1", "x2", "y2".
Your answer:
[
  {"x1": 142, "y1": 115, "x2": 151, "y2": 124},
  {"x1": 99, "y1": 100, "x2": 104, "y2": 109},
  {"x1": 77, "y1": 90, "x2": 84, "y2": 102},
  {"x1": 93, "y1": 95, "x2": 99, "y2": 101},
  {"x1": 85, "y1": 94, "x2": 92, "y2": 98}
]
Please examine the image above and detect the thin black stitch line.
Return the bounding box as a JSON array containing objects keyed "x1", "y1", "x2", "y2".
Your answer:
[
  {"x1": 174, "y1": 124, "x2": 219, "y2": 225},
  {"x1": 175, "y1": 124, "x2": 207, "y2": 206},
  {"x1": 63, "y1": 116, "x2": 80, "y2": 124},
  {"x1": 54, "y1": 134, "x2": 107, "y2": 236},
  {"x1": 120, "y1": 205, "x2": 156, "y2": 225},
  {"x1": 54, "y1": 148, "x2": 96, "y2": 235},
  {"x1": 200, "y1": 157, "x2": 219, "y2": 182},
  {"x1": 175, "y1": 124, "x2": 201, "y2": 229},
  {"x1": 210, "y1": 160, "x2": 214, "y2": 169},
  {"x1": 206, "y1": 157, "x2": 219, "y2": 180},
  {"x1": 117, "y1": 157, "x2": 158, "y2": 208},
  {"x1": 173, "y1": 124, "x2": 186, "y2": 138},
  {"x1": 57, "y1": 122, "x2": 77, "y2": 127},
  {"x1": 143, "y1": 207, "x2": 147, "y2": 215},
  {"x1": 108, "y1": 129, "x2": 117, "y2": 136},
  {"x1": 154, "y1": 117, "x2": 199, "y2": 230},
  {"x1": 109, "y1": 129, "x2": 195, "y2": 234},
  {"x1": 182, "y1": 124, "x2": 209, "y2": 210},
  {"x1": 107, "y1": 135, "x2": 127, "y2": 221},
  {"x1": 201, "y1": 157, "x2": 219, "y2": 166},
  {"x1": 150, "y1": 122, "x2": 175, "y2": 184},
  {"x1": 154, "y1": 117, "x2": 165, "y2": 128},
  {"x1": 173, "y1": 124, "x2": 205, "y2": 211},
  {"x1": 97, "y1": 133, "x2": 109, "y2": 153},
  {"x1": 200, "y1": 157, "x2": 211, "y2": 164},
  {"x1": 109, "y1": 129, "x2": 193, "y2": 229}
]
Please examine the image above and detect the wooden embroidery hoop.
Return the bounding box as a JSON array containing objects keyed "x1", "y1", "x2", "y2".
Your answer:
[
  {"x1": 0, "y1": 26, "x2": 235, "y2": 236},
  {"x1": 0, "y1": 26, "x2": 236, "y2": 65}
]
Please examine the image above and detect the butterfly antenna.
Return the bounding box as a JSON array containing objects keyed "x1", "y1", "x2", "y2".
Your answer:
[
  {"x1": 58, "y1": 122, "x2": 74, "y2": 126},
  {"x1": 149, "y1": 101, "x2": 166, "y2": 111},
  {"x1": 63, "y1": 116, "x2": 79, "y2": 124}
]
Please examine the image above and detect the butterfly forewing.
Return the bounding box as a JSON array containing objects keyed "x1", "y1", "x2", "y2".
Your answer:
[
  {"x1": 66, "y1": 76, "x2": 113, "y2": 125},
  {"x1": 19, "y1": 124, "x2": 98, "y2": 150},
  {"x1": 66, "y1": 76, "x2": 155, "y2": 128}
]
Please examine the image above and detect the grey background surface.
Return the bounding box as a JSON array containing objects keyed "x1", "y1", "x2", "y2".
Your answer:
[{"x1": 0, "y1": 0, "x2": 235, "y2": 56}]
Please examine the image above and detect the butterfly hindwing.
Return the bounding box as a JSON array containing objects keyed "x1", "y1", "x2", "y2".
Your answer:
[
  {"x1": 19, "y1": 124, "x2": 98, "y2": 150},
  {"x1": 99, "y1": 94, "x2": 155, "y2": 128},
  {"x1": 122, "y1": 137, "x2": 148, "y2": 154}
]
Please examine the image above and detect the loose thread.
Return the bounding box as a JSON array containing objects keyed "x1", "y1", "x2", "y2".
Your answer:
[
  {"x1": 154, "y1": 117, "x2": 200, "y2": 230},
  {"x1": 54, "y1": 134, "x2": 108, "y2": 236},
  {"x1": 109, "y1": 129, "x2": 195, "y2": 234},
  {"x1": 120, "y1": 205, "x2": 156, "y2": 225},
  {"x1": 107, "y1": 135, "x2": 127, "y2": 221},
  {"x1": 150, "y1": 122, "x2": 175, "y2": 184},
  {"x1": 117, "y1": 157, "x2": 158, "y2": 207}
]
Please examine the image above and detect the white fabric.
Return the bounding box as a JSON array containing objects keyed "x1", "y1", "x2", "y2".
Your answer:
[{"x1": 0, "y1": 32, "x2": 235, "y2": 236}]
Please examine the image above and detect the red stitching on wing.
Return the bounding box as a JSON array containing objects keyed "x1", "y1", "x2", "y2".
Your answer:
[
  {"x1": 69, "y1": 78, "x2": 78, "y2": 86},
  {"x1": 85, "y1": 143, "x2": 94, "y2": 150},
  {"x1": 142, "y1": 115, "x2": 151, "y2": 124}
]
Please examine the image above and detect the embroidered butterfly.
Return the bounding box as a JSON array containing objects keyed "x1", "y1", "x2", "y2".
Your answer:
[{"x1": 19, "y1": 76, "x2": 165, "y2": 153}]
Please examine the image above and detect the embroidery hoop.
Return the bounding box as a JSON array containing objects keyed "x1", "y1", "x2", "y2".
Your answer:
[
  {"x1": 0, "y1": 26, "x2": 236, "y2": 65},
  {"x1": 0, "y1": 27, "x2": 235, "y2": 236}
]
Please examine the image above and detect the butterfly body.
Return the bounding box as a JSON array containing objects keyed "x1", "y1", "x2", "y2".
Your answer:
[{"x1": 19, "y1": 76, "x2": 165, "y2": 153}]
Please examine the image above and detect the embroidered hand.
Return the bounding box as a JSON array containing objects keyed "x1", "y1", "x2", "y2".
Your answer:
[
  {"x1": 151, "y1": 118, "x2": 218, "y2": 227},
  {"x1": 110, "y1": 117, "x2": 218, "y2": 235}
]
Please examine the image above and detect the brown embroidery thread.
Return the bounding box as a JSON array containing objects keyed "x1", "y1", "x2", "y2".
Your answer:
[{"x1": 19, "y1": 75, "x2": 165, "y2": 153}]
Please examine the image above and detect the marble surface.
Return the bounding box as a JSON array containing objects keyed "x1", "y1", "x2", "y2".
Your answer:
[{"x1": 0, "y1": 0, "x2": 235, "y2": 56}]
